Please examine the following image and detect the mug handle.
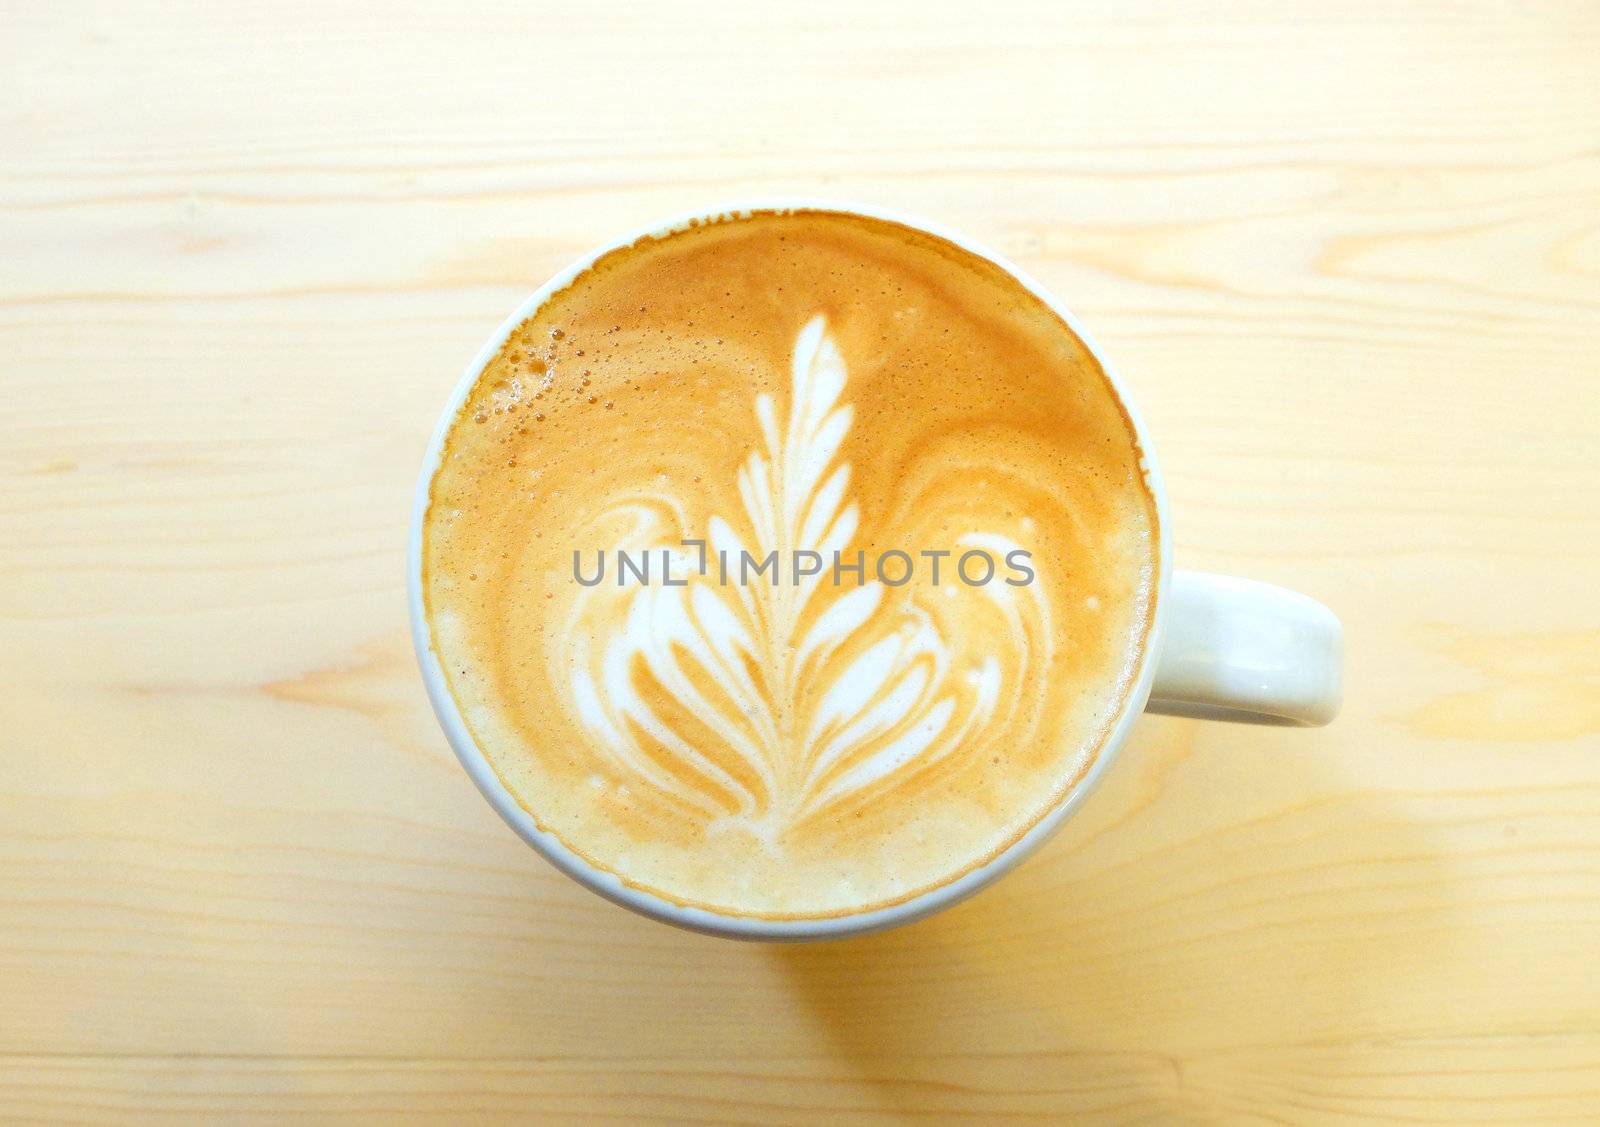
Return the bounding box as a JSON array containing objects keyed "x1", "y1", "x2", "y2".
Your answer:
[{"x1": 1146, "y1": 570, "x2": 1343, "y2": 727}]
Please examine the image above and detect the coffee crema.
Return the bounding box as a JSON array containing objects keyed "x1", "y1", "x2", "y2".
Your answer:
[{"x1": 423, "y1": 209, "x2": 1158, "y2": 919}]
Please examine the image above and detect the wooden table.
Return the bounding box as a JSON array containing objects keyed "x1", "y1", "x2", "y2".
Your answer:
[{"x1": 5, "y1": 2, "x2": 1598, "y2": 1122}]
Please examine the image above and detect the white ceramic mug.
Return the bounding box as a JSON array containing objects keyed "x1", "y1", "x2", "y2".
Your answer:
[{"x1": 408, "y1": 199, "x2": 1343, "y2": 941}]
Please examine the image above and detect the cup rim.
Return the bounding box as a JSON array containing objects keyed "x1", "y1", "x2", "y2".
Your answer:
[{"x1": 407, "y1": 197, "x2": 1172, "y2": 940}]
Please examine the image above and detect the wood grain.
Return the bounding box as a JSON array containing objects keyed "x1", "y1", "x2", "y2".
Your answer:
[{"x1": 3, "y1": 0, "x2": 1598, "y2": 1122}]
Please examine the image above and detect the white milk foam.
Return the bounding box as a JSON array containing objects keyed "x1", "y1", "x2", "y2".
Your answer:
[{"x1": 558, "y1": 318, "x2": 1043, "y2": 847}]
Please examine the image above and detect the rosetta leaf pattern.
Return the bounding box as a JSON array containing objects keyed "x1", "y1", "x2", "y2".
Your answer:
[{"x1": 564, "y1": 315, "x2": 1044, "y2": 845}]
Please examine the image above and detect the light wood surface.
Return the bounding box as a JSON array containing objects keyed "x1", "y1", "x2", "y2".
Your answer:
[{"x1": 4, "y1": 1, "x2": 1598, "y2": 1122}]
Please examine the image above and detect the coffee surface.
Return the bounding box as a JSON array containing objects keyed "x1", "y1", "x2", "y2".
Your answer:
[{"x1": 423, "y1": 209, "x2": 1158, "y2": 918}]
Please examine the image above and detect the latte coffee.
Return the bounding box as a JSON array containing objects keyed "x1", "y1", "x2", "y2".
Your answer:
[{"x1": 422, "y1": 209, "x2": 1158, "y2": 919}]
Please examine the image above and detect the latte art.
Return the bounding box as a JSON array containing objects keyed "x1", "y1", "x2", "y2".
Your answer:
[
  {"x1": 423, "y1": 209, "x2": 1158, "y2": 918},
  {"x1": 560, "y1": 316, "x2": 1047, "y2": 847}
]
